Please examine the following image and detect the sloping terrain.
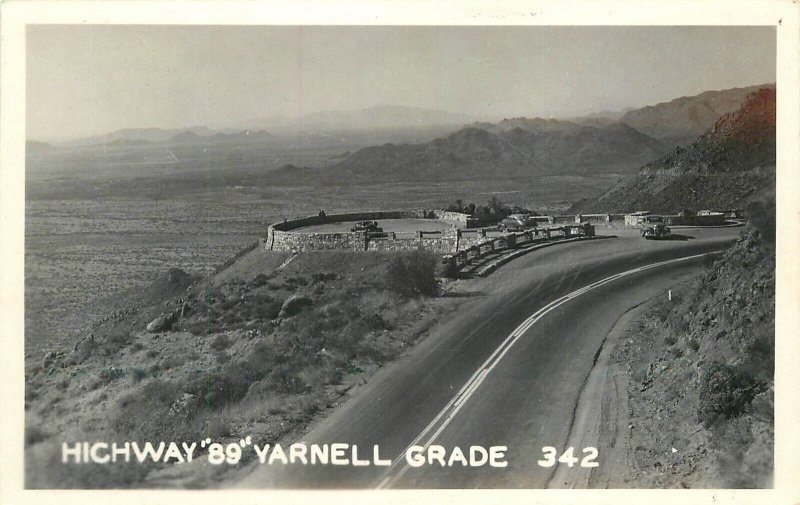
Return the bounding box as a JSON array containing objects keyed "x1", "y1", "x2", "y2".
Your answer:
[
  {"x1": 24, "y1": 247, "x2": 464, "y2": 488},
  {"x1": 570, "y1": 87, "x2": 776, "y2": 214},
  {"x1": 620, "y1": 84, "x2": 772, "y2": 147},
  {"x1": 605, "y1": 196, "x2": 774, "y2": 487}
]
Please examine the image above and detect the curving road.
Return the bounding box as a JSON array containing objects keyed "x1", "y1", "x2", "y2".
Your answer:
[{"x1": 237, "y1": 225, "x2": 740, "y2": 489}]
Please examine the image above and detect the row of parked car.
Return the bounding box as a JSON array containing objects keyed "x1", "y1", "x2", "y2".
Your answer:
[
  {"x1": 351, "y1": 215, "x2": 669, "y2": 240},
  {"x1": 497, "y1": 213, "x2": 671, "y2": 240}
]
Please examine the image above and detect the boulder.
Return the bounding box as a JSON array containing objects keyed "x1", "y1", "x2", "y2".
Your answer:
[
  {"x1": 168, "y1": 393, "x2": 199, "y2": 418},
  {"x1": 42, "y1": 351, "x2": 64, "y2": 368},
  {"x1": 278, "y1": 295, "x2": 313, "y2": 318},
  {"x1": 146, "y1": 313, "x2": 175, "y2": 333}
]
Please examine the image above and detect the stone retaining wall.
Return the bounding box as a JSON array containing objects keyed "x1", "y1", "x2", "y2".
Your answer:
[
  {"x1": 665, "y1": 213, "x2": 726, "y2": 226},
  {"x1": 266, "y1": 210, "x2": 469, "y2": 253},
  {"x1": 270, "y1": 230, "x2": 368, "y2": 252},
  {"x1": 576, "y1": 213, "x2": 611, "y2": 224},
  {"x1": 265, "y1": 208, "x2": 726, "y2": 253},
  {"x1": 623, "y1": 212, "x2": 726, "y2": 227}
]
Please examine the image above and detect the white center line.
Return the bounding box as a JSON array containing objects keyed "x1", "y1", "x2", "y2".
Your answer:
[{"x1": 375, "y1": 250, "x2": 719, "y2": 488}]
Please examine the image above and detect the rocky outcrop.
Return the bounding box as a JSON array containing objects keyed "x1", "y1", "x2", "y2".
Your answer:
[
  {"x1": 278, "y1": 295, "x2": 313, "y2": 319},
  {"x1": 570, "y1": 87, "x2": 775, "y2": 214},
  {"x1": 619, "y1": 84, "x2": 771, "y2": 147},
  {"x1": 146, "y1": 313, "x2": 177, "y2": 333}
]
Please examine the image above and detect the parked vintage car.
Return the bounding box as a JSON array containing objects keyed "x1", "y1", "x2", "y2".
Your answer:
[
  {"x1": 351, "y1": 220, "x2": 383, "y2": 233},
  {"x1": 640, "y1": 216, "x2": 671, "y2": 239},
  {"x1": 497, "y1": 214, "x2": 538, "y2": 232}
]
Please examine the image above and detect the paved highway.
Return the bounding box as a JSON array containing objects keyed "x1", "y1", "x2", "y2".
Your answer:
[{"x1": 237, "y1": 225, "x2": 740, "y2": 488}]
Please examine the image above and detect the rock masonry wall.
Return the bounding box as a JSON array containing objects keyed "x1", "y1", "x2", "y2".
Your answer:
[{"x1": 266, "y1": 210, "x2": 468, "y2": 253}]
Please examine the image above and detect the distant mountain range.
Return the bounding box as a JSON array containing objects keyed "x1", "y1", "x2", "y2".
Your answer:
[
  {"x1": 324, "y1": 118, "x2": 668, "y2": 183},
  {"x1": 233, "y1": 105, "x2": 484, "y2": 133},
  {"x1": 50, "y1": 105, "x2": 482, "y2": 149},
  {"x1": 313, "y1": 84, "x2": 775, "y2": 184},
  {"x1": 40, "y1": 84, "x2": 775, "y2": 190},
  {"x1": 63, "y1": 127, "x2": 275, "y2": 147},
  {"x1": 569, "y1": 86, "x2": 776, "y2": 214},
  {"x1": 68, "y1": 126, "x2": 218, "y2": 145}
]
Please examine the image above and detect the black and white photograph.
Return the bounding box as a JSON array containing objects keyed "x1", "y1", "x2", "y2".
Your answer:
[{"x1": 1, "y1": 1, "x2": 799, "y2": 502}]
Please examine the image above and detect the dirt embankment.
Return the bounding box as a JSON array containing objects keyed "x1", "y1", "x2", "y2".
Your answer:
[
  {"x1": 25, "y1": 246, "x2": 463, "y2": 488},
  {"x1": 593, "y1": 212, "x2": 774, "y2": 488}
]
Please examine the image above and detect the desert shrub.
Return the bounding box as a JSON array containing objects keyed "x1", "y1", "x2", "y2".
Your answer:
[
  {"x1": 196, "y1": 369, "x2": 252, "y2": 409},
  {"x1": 340, "y1": 362, "x2": 364, "y2": 375},
  {"x1": 701, "y1": 254, "x2": 719, "y2": 271},
  {"x1": 312, "y1": 272, "x2": 338, "y2": 283},
  {"x1": 264, "y1": 364, "x2": 303, "y2": 394},
  {"x1": 129, "y1": 367, "x2": 148, "y2": 384},
  {"x1": 699, "y1": 362, "x2": 767, "y2": 426},
  {"x1": 193, "y1": 341, "x2": 285, "y2": 408},
  {"x1": 103, "y1": 326, "x2": 132, "y2": 347},
  {"x1": 746, "y1": 194, "x2": 775, "y2": 247},
  {"x1": 357, "y1": 333, "x2": 397, "y2": 363},
  {"x1": 112, "y1": 380, "x2": 200, "y2": 442},
  {"x1": 57, "y1": 378, "x2": 70, "y2": 391},
  {"x1": 745, "y1": 334, "x2": 775, "y2": 379},
  {"x1": 251, "y1": 272, "x2": 272, "y2": 287},
  {"x1": 297, "y1": 361, "x2": 340, "y2": 390},
  {"x1": 179, "y1": 320, "x2": 208, "y2": 336},
  {"x1": 36, "y1": 447, "x2": 154, "y2": 488},
  {"x1": 98, "y1": 366, "x2": 125, "y2": 383},
  {"x1": 634, "y1": 366, "x2": 653, "y2": 387},
  {"x1": 286, "y1": 276, "x2": 309, "y2": 286},
  {"x1": 25, "y1": 387, "x2": 38, "y2": 402},
  {"x1": 295, "y1": 393, "x2": 322, "y2": 420},
  {"x1": 669, "y1": 347, "x2": 683, "y2": 358},
  {"x1": 387, "y1": 249, "x2": 439, "y2": 297},
  {"x1": 221, "y1": 296, "x2": 241, "y2": 311},
  {"x1": 664, "y1": 335, "x2": 677, "y2": 346},
  {"x1": 210, "y1": 334, "x2": 232, "y2": 351},
  {"x1": 25, "y1": 426, "x2": 49, "y2": 446},
  {"x1": 363, "y1": 313, "x2": 390, "y2": 331},
  {"x1": 160, "y1": 356, "x2": 185, "y2": 370},
  {"x1": 654, "y1": 300, "x2": 673, "y2": 322},
  {"x1": 687, "y1": 339, "x2": 701, "y2": 352},
  {"x1": 249, "y1": 293, "x2": 282, "y2": 320}
]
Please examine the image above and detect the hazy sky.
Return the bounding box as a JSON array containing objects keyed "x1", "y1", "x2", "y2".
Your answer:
[{"x1": 27, "y1": 25, "x2": 775, "y2": 142}]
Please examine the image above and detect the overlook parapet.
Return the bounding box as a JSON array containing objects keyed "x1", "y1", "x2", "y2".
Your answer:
[{"x1": 265, "y1": 210, "x2": 473, "y2": 253}]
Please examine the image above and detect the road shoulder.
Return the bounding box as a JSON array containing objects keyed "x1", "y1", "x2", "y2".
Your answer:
[{"x1": 548, "y1": 300, "x2": 647, "y2": 488}]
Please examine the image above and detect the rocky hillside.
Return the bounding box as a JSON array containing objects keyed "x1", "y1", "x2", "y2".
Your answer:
[
  {"x1": 24, "y1": 247, "x2": 465, "y2": 488},
  {"x1": 620, "y1": 84, "x2": 772, "y2": 148},
  {"x1": 326, "y1": 119, "x2": 667, "y2": 183},
  {"x1": 570, "y1": 87, "x2": 776, "y2": 214},
  {"x1": 613, "y1": 194, "x2": 774, "y2": 487}
]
